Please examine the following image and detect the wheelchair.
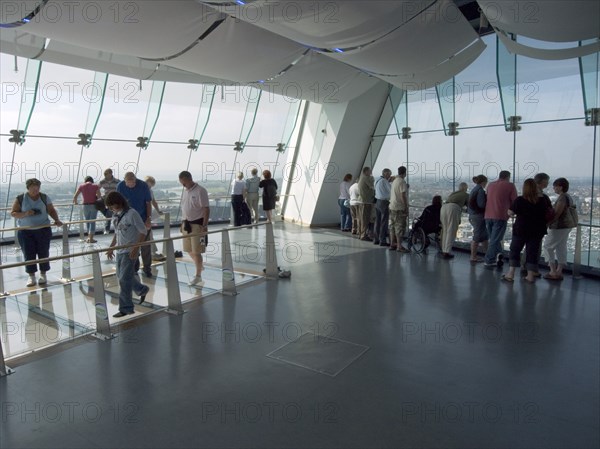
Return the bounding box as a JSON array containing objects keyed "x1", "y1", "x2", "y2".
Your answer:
[{"x1": 407, "y1": 217, "x2": 441, "y2": 254}]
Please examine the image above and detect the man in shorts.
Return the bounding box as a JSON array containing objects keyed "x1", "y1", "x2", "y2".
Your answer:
[{"x1": 178, "y1": 171, "x2": 210, "y2": 286}]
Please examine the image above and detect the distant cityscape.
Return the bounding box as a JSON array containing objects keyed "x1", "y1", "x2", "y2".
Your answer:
[{"x1": 1, "y1": 177, "x2": 598, "y2": 268}]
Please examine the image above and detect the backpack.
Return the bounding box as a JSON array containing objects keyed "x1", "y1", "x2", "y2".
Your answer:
[
  {"x1": 468, "y1": 188, "x2": 485, "y2": 214},
  {"x1": 17, "y1": 193, "x2": 48, "y2": 209}
]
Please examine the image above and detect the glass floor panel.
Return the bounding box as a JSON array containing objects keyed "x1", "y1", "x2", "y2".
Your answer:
[{"x1": 1, "y1": 263, "x2": 261, "y2": 359}]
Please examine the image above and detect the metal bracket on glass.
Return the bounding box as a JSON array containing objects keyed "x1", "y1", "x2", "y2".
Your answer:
[
  {"x1": 507, "y1": 116, "x2": 522, "y2": 132},
  {"x1": 401, "y1": 127, "x2": 411, "y2": 140},
  {"x1": 448, "y1": 122, "x2": 459, "y2": 136},
  {"x1": 585, "y1": 108, "x2": 600, "y2": 126}
]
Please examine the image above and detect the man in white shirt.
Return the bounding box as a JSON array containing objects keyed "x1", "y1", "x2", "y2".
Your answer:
[
  {"x1": 231, "y1": 172, "x2": 247, "y2": 226},
  {"x1": 179, "y1": 171, "x2": 210, "y2": 286},
  {"x1": 348, "y1": 181, "x2": 361, "y2": 235},
  {"x1": 245, "y1": 168, "x2": 261, "y2": 224}
]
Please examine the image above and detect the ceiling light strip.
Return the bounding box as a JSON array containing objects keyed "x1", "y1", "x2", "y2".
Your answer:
[
  {"x1": 0, "y1": 0, "x2": 50, "y2": 28},
  {"x1": 140, "y1": 17, "x2": 227, "y2": 62}
]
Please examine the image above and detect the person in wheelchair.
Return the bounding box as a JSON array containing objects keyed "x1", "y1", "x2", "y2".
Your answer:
[{"x1": 411, "y1": 195, "x2": 442, "y2": 249}]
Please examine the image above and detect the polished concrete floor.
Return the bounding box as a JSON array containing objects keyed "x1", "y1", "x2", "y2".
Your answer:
[{"x1": 1, "y1": 223, "x2": 599, "y2": 448}]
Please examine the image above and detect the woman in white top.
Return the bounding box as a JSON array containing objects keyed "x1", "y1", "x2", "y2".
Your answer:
[{"x1": 338, "y1": 174, "x2": 353, "y2": 231}]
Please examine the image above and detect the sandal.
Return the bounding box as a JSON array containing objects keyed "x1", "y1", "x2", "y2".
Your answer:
[
  {"x1": 522, "y1": 277, "x2": 536, "y2": 284},
  {"x1": 501, "y1": 275, "x2": 514, "y2": 283},
  {"x1": 543, "y1": 273, "x2": 563, "y2": 281}
]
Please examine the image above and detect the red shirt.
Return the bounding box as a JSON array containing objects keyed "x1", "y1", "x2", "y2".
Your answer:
[
  {"x1": 79, "y1": 182, "x2": 100, "y2": 204},
  {"x1": 484, "y1": 179, "x2": 517, "y2": 221}
]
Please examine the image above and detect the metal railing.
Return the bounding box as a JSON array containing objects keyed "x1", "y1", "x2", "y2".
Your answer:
[{"x1": 0, "y1": 214, "x2": 281, "y2": 376}]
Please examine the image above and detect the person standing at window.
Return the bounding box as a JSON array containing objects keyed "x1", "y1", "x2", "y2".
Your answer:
[
  {"x1": 11, "y1": 178, "x2": 63, "y2": 287},
  {"x1": 73, "y1": 176, "x2": 101, "y2": 243}
]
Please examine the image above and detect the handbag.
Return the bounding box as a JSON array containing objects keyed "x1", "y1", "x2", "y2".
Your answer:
[
  {"x1": 94, "y1": 198, "x2": 106, "y2": 211},
  {"x1": 556, "y1": 195, "x2": 578, "y2": 229}
]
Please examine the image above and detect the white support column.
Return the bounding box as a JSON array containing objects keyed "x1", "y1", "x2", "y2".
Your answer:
[
  {"x1": 91, "y1": 252, "x2": 115, "y2": 340},
  {"x1": 221, "y1": 230, "x2": 237, "y2": 296},
  {"x1": 265, "y1": 222, "x2": 279, "y2": 279},
  {"x1": 284, "y1": 81, "x2": 389, "y2": 226},
  {"x1": 60, "y1": 224, "x2": 74, "y2": 282},
  {"x1": 164, "y1": 239, "x2": 185, "y2": 315},
  {"x1": 0, "y1": 245, "x2": 9, "y2": 297}
]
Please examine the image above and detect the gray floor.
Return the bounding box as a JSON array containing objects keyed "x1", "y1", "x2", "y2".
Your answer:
[{"x1": 1, "y1": 224, "x2": 599, "y2": 449}]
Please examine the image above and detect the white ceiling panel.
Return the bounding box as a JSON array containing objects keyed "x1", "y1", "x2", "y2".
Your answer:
[
  {"x1": 199, "y1": 0, "x2": 434, "y2": 49},
  {"x1": 17, "y1": 1, "x2": 223, "y2": 58},
  {"x1": 166, "y1": 17, "x2": 307, "y2": 82},
  {"x1": 477, "y1": 0, "x2": 600, "y2": 42},
  {"x1": 327, "y1": 0, "x2": 481, "y2": 75}
]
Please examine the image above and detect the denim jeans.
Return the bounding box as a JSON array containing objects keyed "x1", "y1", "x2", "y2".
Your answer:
[
  {"x1": 116, "y1": 252, "x2": 148, "y2": 314},
  {"x1": 509, "y1": 234, "x2": 542, "y2": 271},
  {"x1": 83, "y1": 204, "x2": 97, "y2": 235},
  {"x1": 375, "y1": 199, "x2": 390, "y2": 243},
  {"x1": 338, "y1": 199, "x2": 351, "y2": 230},
  {"x1": 18, "y1": 227, "x2": 52, "y2": 274},
  {"x1": 484, "y1": 219, "x2": 508, "y2": 264},
  {"x1": 100, "y1": 207, "x2": 113, "y2": 231}
]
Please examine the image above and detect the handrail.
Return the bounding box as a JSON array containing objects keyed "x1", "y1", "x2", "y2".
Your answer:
[
  {"x1": 0, "y1": 216, "x2": 280, "y2": 371},
  {"x1": 0, "y1": 222, "x2": 267, "y2": 271}
]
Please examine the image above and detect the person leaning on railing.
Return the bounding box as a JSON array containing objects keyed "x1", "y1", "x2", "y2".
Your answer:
[{"x1": 10, "y1": 178, "x2": 63, "y2": 287}]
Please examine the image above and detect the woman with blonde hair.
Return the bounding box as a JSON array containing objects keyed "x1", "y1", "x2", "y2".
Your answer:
[{"x1": 502, "y1": 178, "x2": 552, "y2": 283}]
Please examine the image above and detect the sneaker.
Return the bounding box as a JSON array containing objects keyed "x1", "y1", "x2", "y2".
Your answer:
[
  {"x1": 496, "y1": 253, "x2": 504, "y2": 267},
  {"x1": 484, "y1": 262, "x2": 497, "y2": 268},
  {"x1": 26, "y1": 276, "x2": 36, "y2": 287},
  {"x1": 38, "y1": 273, "x2": 47, "y2": 285},
  {"x1": 152, "y1": 253, "x2": 167, "y2": 261},
  {"x1": 103, "y1": 230, "x2": 110, "y2": 235},
  {"x1": 142, "y1": 269, "x2": 153, "y2": 278},
  {"x1": 138, "y1": 286, "x2": 150, "y2": 305},
  {"x1": 189, "y1": 275, "x2": 204, "y2": 286}
]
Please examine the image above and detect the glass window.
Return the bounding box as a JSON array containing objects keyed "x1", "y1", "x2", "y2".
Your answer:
[
  {"x1": 93, "y1": 76, "x2": 152, "y2": 140},
  {"x1": 150, "y1": 82, "x2": 204, "y2": 143},
  {"x1": 455, "y1": 35, "x2": 505, "y2": 128}
]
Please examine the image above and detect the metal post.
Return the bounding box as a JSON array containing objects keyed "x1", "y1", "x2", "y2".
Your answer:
[
  {"x1": 12, "y1": 217, "x2": 20, "y2": 252},
  {"x1": 0, "y1": 335, "x2": 14, "y2": 376},
  {"x1": 162, "y1": 212, "x2": 170, "y2": 256},
  {"x1": 60, "y1": 224, "x2": 74, "y2": 282},
  {"x1": 164, "y1": 239, "x2": 185, "y2": 315},
  {"x1": 0, "y1": 245, "x2": 9, "y2": 297},
  {"x1": 221, "y1": 230, "x2": 237, "y2": 296},
  {"x1": 78, "y1": 206, "x2": 85, "y2": 242},
  {"x1": 91, "y1": 251, "x2": 115, "y2": 340},
  {"x1": 265, "y1": 222, "x2": 279, "y2": 279},
  {"x1": 572, "y1": 224, "x2": 583, "y2": 279}
]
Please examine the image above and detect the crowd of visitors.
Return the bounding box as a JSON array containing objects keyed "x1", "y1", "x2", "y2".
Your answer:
[{"x1": 338, "y1": 167, "x2": 578, "y2": 283}]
